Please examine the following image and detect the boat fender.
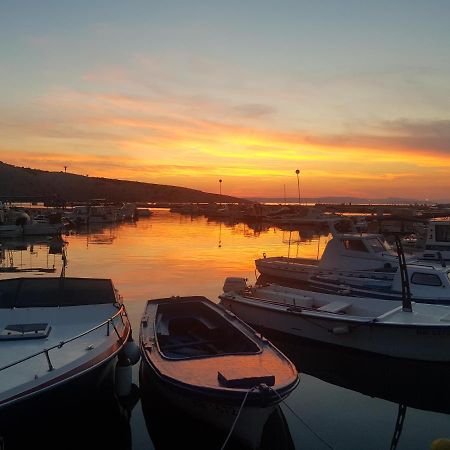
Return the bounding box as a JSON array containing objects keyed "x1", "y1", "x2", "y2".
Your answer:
[
  {"x1": 331, "y1": 326, "x2": 350, "y2": 335},
  {"x1": 121, "y1": 334, "x2": 141, "y2": 365},
  {"x1": 115, "y1": 355, "x2": 132, "y2": 397}
]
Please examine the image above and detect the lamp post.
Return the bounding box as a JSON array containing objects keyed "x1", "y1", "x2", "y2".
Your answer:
[
  {"x1": 219, "y1": 179, "x2": 222, "y2": 205},
  {"x1": 295, "y1": 169, "x2": 301, "y2": 206}
]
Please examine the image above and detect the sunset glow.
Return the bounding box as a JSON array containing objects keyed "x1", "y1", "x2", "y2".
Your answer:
[{"x1": 1, "y1": 1, "x2": 449, "y2": 200}]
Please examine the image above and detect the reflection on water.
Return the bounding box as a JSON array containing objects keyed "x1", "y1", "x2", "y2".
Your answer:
[
  {"x1": 2, "y1": 210, "x2": 450, "y2": 450},
  {"x1": 0, "y1": 384, "x2": 137, "y2": 450},
  {"x1": 257, "y1": 330, "x2": 450, "y2": 415},
  {"x1": 0, "y1": 236, "x2": 66, "y2": 275}
]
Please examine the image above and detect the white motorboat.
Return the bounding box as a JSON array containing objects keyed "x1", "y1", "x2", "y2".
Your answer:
[
  {"x1": 219, "y1": 277, "x2": 450, "y2": 362},
  {"x1": 420, "y1": 218, "x2": 450, "y2": 262},
  {"x1": 304, "y1": 262, "x2": 450, "y2": 304},
  {"x1": 139, "y1": 295, "x2": 299, "y2": 449},
  {"x1": 0, "y1": 277, "x2": 138, "y2": 409},
  {"x1": 256, "y1": 233, "x2": 417, "y2": 282},
  {"x1": 0, "y1": 204, "x2": 62, "y2": 236}
]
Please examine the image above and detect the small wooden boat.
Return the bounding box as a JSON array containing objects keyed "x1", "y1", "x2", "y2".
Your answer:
[
  {"x1": 139, "y1": 295, "x2": 299, "y2": 449},
  {"x1": 0, "y1": 277, "x2": 137, "y2": 410}
]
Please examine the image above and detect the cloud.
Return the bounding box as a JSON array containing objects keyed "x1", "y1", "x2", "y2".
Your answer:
[
  {"x1": 232, "y1": 104, "x2": 276, "y2": 118},
  {"x1": 305, "y1": 118, "x2": 450, "y2": 154}
]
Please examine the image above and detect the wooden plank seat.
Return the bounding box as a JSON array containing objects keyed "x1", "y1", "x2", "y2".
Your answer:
[{"x1": 317, "y1": 301, "x2": 351, "y2": 314}]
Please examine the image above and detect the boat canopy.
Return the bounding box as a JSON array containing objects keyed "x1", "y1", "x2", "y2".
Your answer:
[{"x1": 0, "y1": 277, "x2": 117, "y2": 308}]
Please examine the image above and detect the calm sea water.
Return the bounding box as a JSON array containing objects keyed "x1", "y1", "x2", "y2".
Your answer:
[{"x1": 1, "y1": 209, "x2": 450, "y2": 450}]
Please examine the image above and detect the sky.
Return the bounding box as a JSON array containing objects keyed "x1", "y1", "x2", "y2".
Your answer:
[{"x1": 1, "y1": 0, "x2": 449, "y2": 200}]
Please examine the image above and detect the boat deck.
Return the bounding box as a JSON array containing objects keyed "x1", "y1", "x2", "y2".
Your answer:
[{"x1": 0, "y1": 304, "x2": 124, "y2": 397}]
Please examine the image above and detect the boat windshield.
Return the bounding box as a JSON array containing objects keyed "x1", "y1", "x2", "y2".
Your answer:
[{"x1": 366, "y1": 237, "x2": 390, "y2": 253}]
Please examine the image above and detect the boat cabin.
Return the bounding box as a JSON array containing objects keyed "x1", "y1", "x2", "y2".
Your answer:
[
  {"x1": 318, "y1": 233, "x2": 413, "y2": 271},
  {"x1": 421, "y1": 219, "x2": 450, "y2": 261},
  {"x1": 391, "y1": 264, "x2": 450, "y2": 300}
]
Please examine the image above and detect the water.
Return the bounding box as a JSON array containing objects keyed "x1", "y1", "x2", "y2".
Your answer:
[{"x1": 1, "y1": 210, "x2": 450, "y2": 450}]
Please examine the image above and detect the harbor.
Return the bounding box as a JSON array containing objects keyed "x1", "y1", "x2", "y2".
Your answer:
[{"x1": 2, "y1": 208, "x2": 450, "y2": 449}]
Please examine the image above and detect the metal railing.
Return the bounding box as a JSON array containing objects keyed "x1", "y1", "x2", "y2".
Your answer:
[{"x1": 0, "y1": 305, "x2": 127, "y2": 373}]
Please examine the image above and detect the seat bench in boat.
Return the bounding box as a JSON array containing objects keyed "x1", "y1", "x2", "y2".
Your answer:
[{"x1": 317, "y1": 300, "x2": 352, "y2": 313}]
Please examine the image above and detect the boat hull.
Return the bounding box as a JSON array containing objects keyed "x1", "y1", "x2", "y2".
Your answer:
[
  {"x1": 0, "y1": 355, "x2": 117, "y2": 418},
  {"x1": 220, "y1": 295, "x2": 450, "y2": 362},
  {"x1": 139, "y1": 359, "x2": 276, "y2": 449},
  {"x1": 139, "y1": 296, "x2": 298, "y2": 449}
]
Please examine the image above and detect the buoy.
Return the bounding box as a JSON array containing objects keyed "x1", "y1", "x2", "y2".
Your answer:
[
  {"x1": 121, "y1": 333, "x2": 141, "y2": 365},
  {"x1": 115, "y1": 354, "x2": 132, "y2": 397}
]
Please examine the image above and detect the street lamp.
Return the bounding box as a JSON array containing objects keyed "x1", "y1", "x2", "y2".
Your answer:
[
  {"x1": 295, "y1": 169, "x2": 301, "y2": 206},
  {"x1": 219, "y1": 179, "x2": 222, "y2": 205}
]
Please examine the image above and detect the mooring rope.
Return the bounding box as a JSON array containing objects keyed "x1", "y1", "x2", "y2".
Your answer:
[
  {"x1": 220, "y1": 387, "x2": 255, "y2": 450},
  {"x1": 269, "y1": 387, "x2": 335, "y2": 450}
]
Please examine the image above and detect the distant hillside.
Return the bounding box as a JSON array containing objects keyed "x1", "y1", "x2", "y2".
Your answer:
[{"x1": 0, "y1": 161, "x2": 246, "y2": 204}]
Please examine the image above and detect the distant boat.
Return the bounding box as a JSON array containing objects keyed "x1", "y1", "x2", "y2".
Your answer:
[
  {"x1": 267, "y1": 207, "x2": 342, "y2": 227},
  {"x1": 0, "y1": 277, "x2": 138, "y2": 410},
  {"x1": 219, "y1": 277, "x2": 450, "y2": 362},
  {"x1": 255, "y1": 232, "x2": 417, "y2": 282},
  {"x1": 0, "y1": 203, "x2": 63, "y2": 237},
  {"x1": 139, "y1": 295, "x2": 299, "y2": 449}
]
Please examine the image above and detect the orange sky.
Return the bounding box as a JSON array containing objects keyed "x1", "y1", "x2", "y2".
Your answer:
[{"x1": 1, "y1": 2, "x2": 450, "y2": 200}]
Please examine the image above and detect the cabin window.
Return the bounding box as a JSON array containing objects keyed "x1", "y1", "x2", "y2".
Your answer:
[
  {"x1": 366, "y1": 238, "x2": 387, "y2": 253},
  {"x1": 343, "y1": 239, "x2": 368, "y2": 252},
  {"x1": 435, "y1": 225, "x2": 450, "y2": 243},
  {"x1": 411, "y1": 273, "x2": 442, "y2": 287}
]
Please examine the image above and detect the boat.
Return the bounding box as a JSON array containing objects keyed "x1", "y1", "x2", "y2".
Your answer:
[
  {"x1": 266, "y1": 206, "x2": 342, "y2": 227},
  {"x1": 286, "y1": 261, "x2": 450, "y2": 304},
  {"x1": 0, "y1": 277, "x2": 139, "y2": 410},
  {"x1": 139, "y1": 295, "x2": 299, "y2": 449},
  {"x1": 0, "y1": 203, "x2": 63, "y2": 237},
  {"x1": 420, "y1": 218, "x2": 450, "y2": 262},
  {"x1": 255, "y1": 232, "x2": 417, "y2": 282},
  {"x1": 219, "y1": 277, "x2": 450, "y2": 362},
  {"x1": 141, "y1": 369, "x2": 295, "y2": 450}
]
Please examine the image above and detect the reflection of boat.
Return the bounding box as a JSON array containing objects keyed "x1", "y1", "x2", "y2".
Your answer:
[
  {"x1": 255, "y1": 233, "x2": 415, "y2": 282},
  {"x1": 139, "y1": 295, "x2": 299, "y2": 449},
  {"x1": 256, "y1": 330, "x2": 450, "y2": 415},
  {"x1": 0, "y1": 277, "x2": 135, "y2": 410},
  {"x1": 219, "y1": 277, "x2": 450, "y2": 362},
  {"x1": 0, "y1": 236, "x2": 67, "y2": 273},
  {"x1": 0, "y1": 383, "x2": 135, "y2": 450}
]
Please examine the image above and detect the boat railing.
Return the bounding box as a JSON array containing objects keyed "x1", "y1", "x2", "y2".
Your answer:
[{"x1": 0, "y1": 305, "x2": 127, "y2": 373}]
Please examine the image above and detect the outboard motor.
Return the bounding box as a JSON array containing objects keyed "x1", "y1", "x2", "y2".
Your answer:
[{"x1": 223, "y1": 277, "x2": 247, "y2": 294}]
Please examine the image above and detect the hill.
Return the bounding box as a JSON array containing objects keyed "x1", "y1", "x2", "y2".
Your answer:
[{"x1": 0, "y1": 161, "x2": 246, "y2": 204}]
